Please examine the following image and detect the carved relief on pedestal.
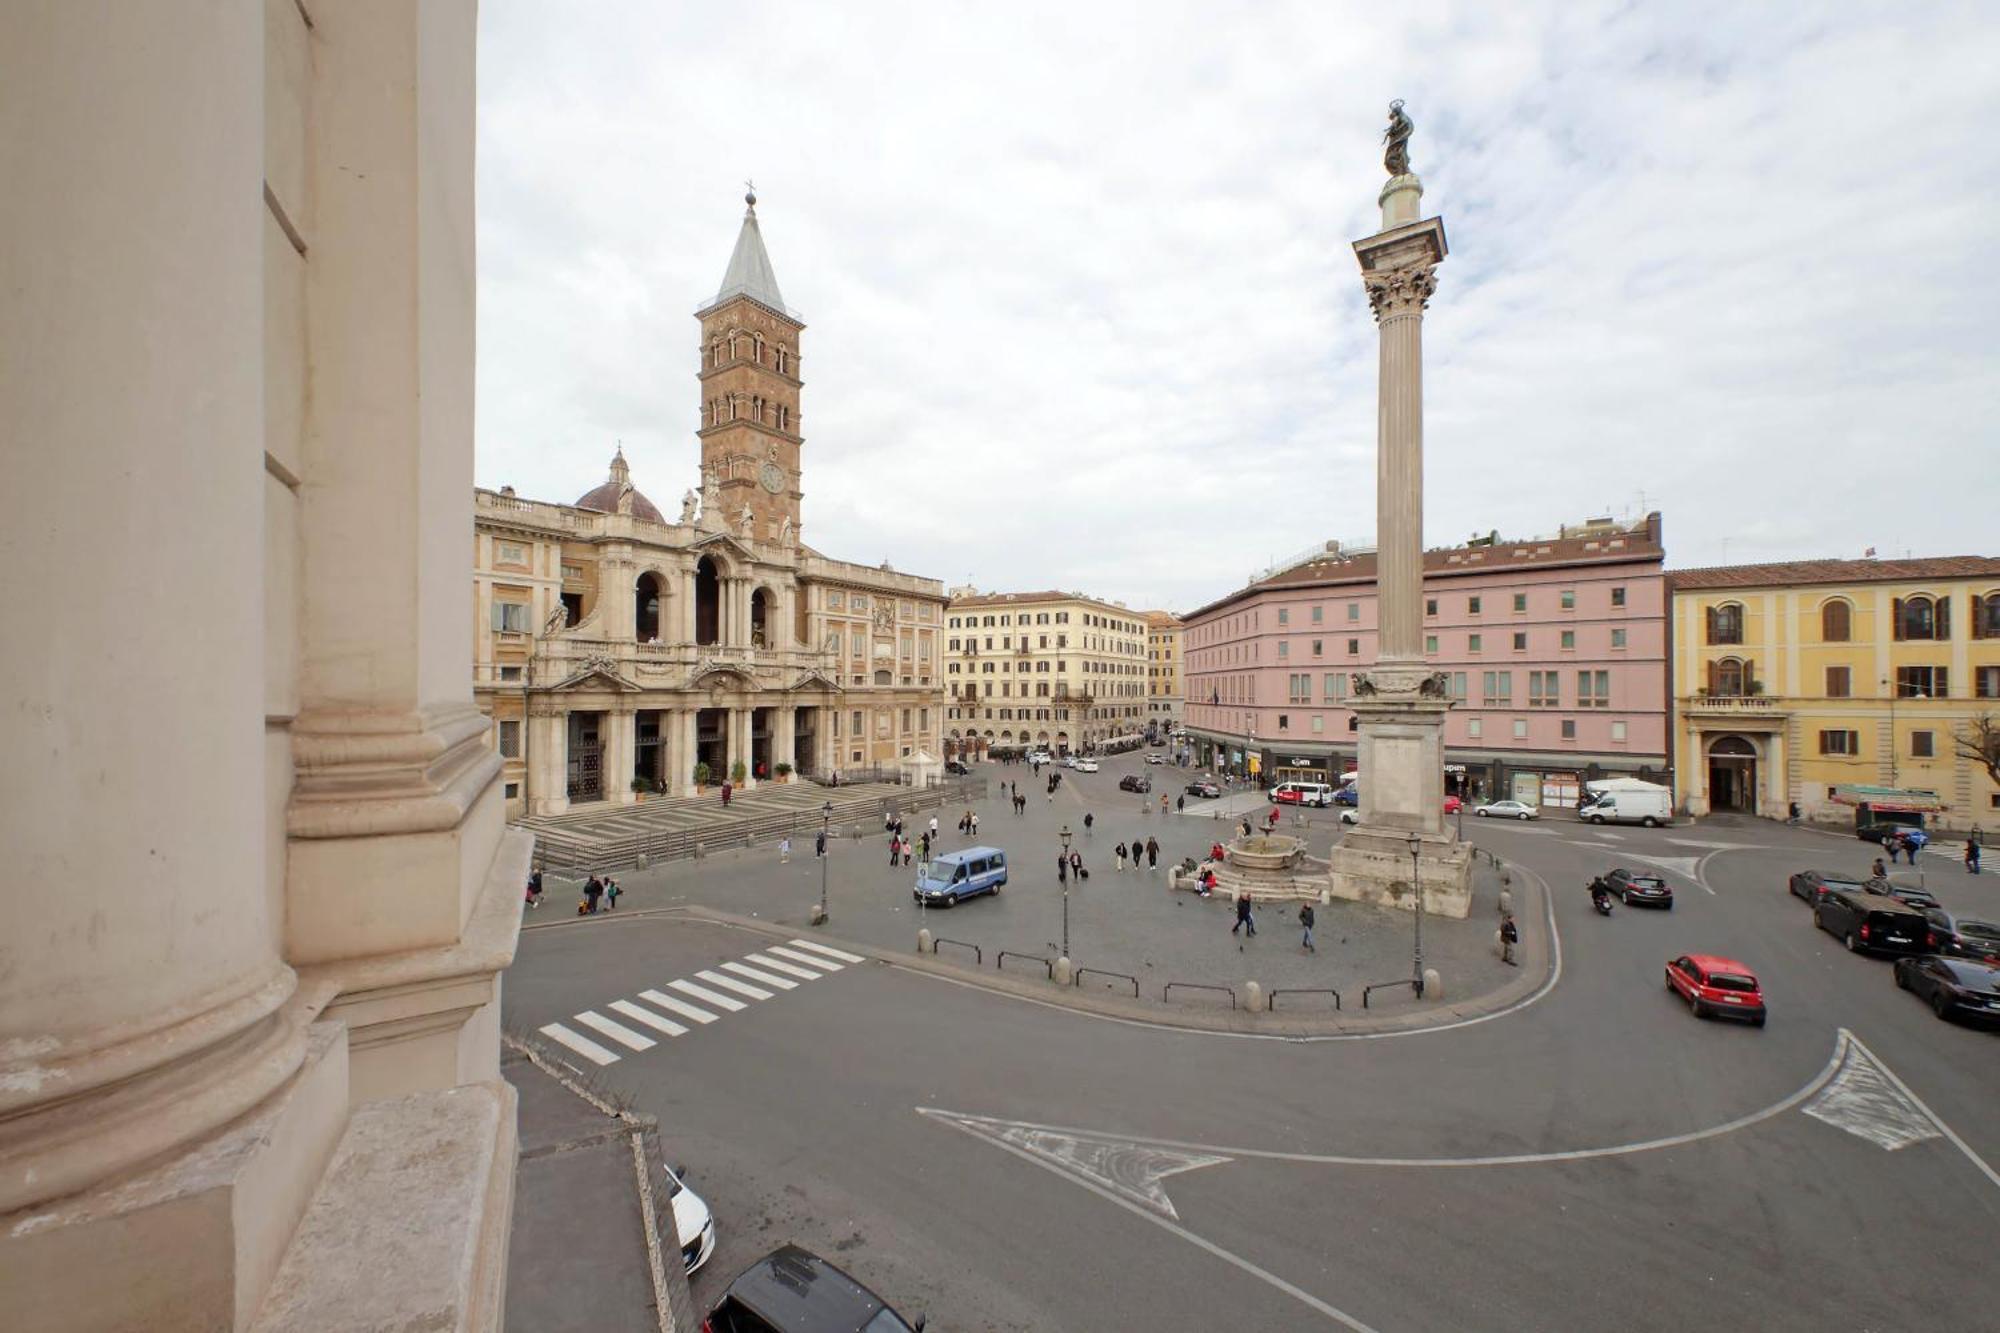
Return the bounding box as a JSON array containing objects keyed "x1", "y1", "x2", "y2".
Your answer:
[{"x1": 1351, "y1": 665, "x2": 1452, "y2": 700}]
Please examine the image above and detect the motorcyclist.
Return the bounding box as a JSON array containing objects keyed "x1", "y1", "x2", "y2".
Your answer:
[{"x1": 1588, "y1": 876, "x2": 1613, "y2": 911}]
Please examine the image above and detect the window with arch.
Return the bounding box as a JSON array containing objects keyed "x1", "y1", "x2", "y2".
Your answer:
[
  {"x1": 1709, "y1": 656, "x2": 1750, "y2": 697},
  {"x1": 1820, "y1": 599, "x2": 1851, "y2": 642},
  {"x1": 1893, "y1": 594, "x2": 1946, "y2": 641},
  {"x1": 1706, "y1": 603, "x2": 1744, "y2": 646},
  {"x1": 1973, "y1": 590, "x2": 2000, "y2": 640}
]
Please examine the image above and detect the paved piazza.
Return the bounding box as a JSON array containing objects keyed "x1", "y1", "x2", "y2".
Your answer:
[{"x1": 506, "y1": 749, "x2": 2000, "y2": 1330}]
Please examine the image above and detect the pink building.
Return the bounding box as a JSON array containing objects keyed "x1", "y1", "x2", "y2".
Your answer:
[{"x1": 1182, "y1": 515, "x2": 1668, "y2": 807}]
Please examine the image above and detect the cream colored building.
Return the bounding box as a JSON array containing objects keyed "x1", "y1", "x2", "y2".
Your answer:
[
  {"x1": 944, "y1": 589, "x2": 1149, "y2": 755},
  {"x1": 1144, "y1": 610, "x2": 1185, "y2": 731},
  {"x1": 3, "y1": 4, "x2": 521, "y2": 1328},
  {"x1": 475, "y1": 199, "x2": 946, "y2": 814},
  {"x1": 1669, "y1": 557, "x2": 2000, "y2": 829}
]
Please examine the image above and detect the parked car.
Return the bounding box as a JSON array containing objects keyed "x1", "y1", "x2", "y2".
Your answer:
[
  {"x1": 1333, "y1": 785, "x2": 1360, "y2": 806},
  {"x1": 1474, "y1": 799, "x2": 1538, "y2": 821},
  {"x1": 661, "y1": 1162, "x2": 715, "y2": 1276},
  {"x1": 1605, "y1": 867, "x2": 1674, "y2": 909},
  {"x1": 1813, "y1": 888, "x2": 1929, "y2": 956},
  {"x1": 1339, "y1": 808, "x2": 1359, "y2": 825},
  {"x1": 1145, "y1": 753, "x2": 1164, "y2": 764},
  {"x1": 704, "y1": 1245, "x2": 925, "y2": 1332},
  {"x1": 1893, "y1": 955, "x2": 2000, "y2": 1023},
  {"x1": 1185, "y1": 779, "x2": 1222, "y2": 799},
  {"x1": 913, "y1": 847, "x2": 1007, "y2": 907},
  {"x1": 1072, "y1": 757, "x2": 1099, "y2": 773},
  {"x1": 1922, "y1": 909, "x2": 2000, "y2": 964},
  {"x1": 1026, "y1": 750, "x2": 1050, "y2": 765},
  {"x1": 1118, "y1": 774, "x2": 1152, "y2": 794},
  {"x1": 1442, "y1": 794, "x2": 1462, "y2": 814},
  {"x1": 1787, "y1": 869, "x2": 1866, "y2": 907},
  {"x1": 1059, "y1": 754, "x2": 1077, "y2": 768},
  {"x1": 1665, "y1": 954, "x2": 1766, "y2": 1026},
  {"x1": 1877, "y1": 879, "x2": 1941, "y2": 911},
  {"x1": 1856, "y1": 816, "x2": 1924, "y2": 845}
]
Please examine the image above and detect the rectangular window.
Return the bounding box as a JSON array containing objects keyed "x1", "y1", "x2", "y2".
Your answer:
[
  {"x1": 1347, "y1": 638, "x2": 1360, "y2": 655},
  {"x1": 1977, "y1": 665, "x2": 2000, "y2": 699},
  {"x1": 1896, "y1": 665, "x2": 1948, "y2": 698},
  {"x1": 497, "y1": 720, "x2": 520, "y2": 757},
  {"x1": 1911, "y1": 730, "x2": 1934, "y2": 758},
  {"x1": 853, "y1": 595, "x2": 870, "y2": 611},
  {"x1": 1312, "y1": 605, "x2": 1324, "y2": 623},
  {"x1": 1425, "y1": 635, "x2": 1439, "y2": 654},
  {"x1": 496, "y1": 541, "x2": 527, "y2": 565},
  {"x1": 1611, "y1": 586, "x2": 1627, "y2": 608},
  {"x1": 1826, "y1": 666, "x2": 1851, "y2": 698},
  {"x1": 1278, "y1": 608, "x2": 1290, "y2": 625},
  {"x1": 1278, "y1": 641, "x2": 1289, "y2": 658},
  {"x1": 1347, "y1": 603, "x2": 1359, "y2": 621},
  {"x1": 1278, "y1": 714, "x2": 1289, "y2": 731},
  {"x1": 1312, "y1": 639, "x2": 1324, "y2": 657},
  {"x1": 1560, "y1": 589, "x2": 1575, "y2": 610},
  {"x1": 1508, "y1": 631, "x2": 1527, "y2": 651},
  {"x1": 1560, "y1": 630, "x2": 1576, "y2": 650},
  {"x1": 504, "y1": 782, "x2": 520, "y2": 799},
  {"x1": 1426, "y1": 598, "x2": 1438, "y2": 616},
  {"x1": 498, "y1": 665, "x2": 522, "y2": 682},
  {"x1": 1561, "y1": 719, "x2": 1577, "y2": 740},
  {"x1": 851, "y1": 710, "x2": 863, "y2": 734},
  {"x1": 1323, "y1": 673, "x2": 1343, "y2": 701},
  {"x1": 1482, "y1": 671, "x2": 1513, "y2": 706},
  {"x1": 1819, "y1": 729, "x2": 1859, "y2": 756},
  {"x1": 1576, "y1": 669, "x2": 1611, "y2": 707},
  {"x1": 1611, "y1": 720, "x2": 1628, "y2": 742},
  {"x1": 1513, "y1": 593, "x2": 1528, "y2": 612},
  {"x1": 491, "y1": 601, "x2": 531, "y2": 633},
  {"x1": 1467, "y1": 718, "x2": 1483, "y2": 738},
  {"x1": 1468, "y1": 633, "x2": 1483, "y2": 653},
  {"x1": 1450, "y1": 671, "x2": 1467, "y2": 700},
  {"x1": 1311, "y1": 714, "x2": 1324, "y2": 733},
  {"x1": 1513, "y1": 718, "x2": 1529, "y2": 739},
  {"x1": 1469, "y1": 596, "x2": 1483, "y2": 615},
  {"x1": 1528, "y1": 671, "x2": 1558, "y2": 707},
  {"x1": 1610, "y1": 628, "x2": 1627, "y2": 649}
]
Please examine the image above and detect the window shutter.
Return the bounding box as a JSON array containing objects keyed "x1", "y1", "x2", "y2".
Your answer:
[
  {"x1": 1891, "y1": 597, "x2": 1904, "y2": 641},
  {"x1": 1936, "y1": 596, "x2": 1951, "y2": 640},
  {"x1": 1705, "y1": 606, "x2": 1717, "y2": 644},
  {"x1": 1705, "y1": 659, "x2": 1718, "y2": 694},
  {"x1": 1972, "y1": 594, "x2": 1986, "y2": 640},
  {"x1": 1744, "y1": 659, "x2": 1755, "y2": 694},
  {"x1": 1937, "y1": 668, "x2": 1949, "y2": 698},
  {"x1": 490, "y1": 601, "x2": 504, "y2": 631}
]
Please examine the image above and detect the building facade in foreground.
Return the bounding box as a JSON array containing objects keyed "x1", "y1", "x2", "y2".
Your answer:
[
  {"x1": 475, "y1": 198, "x2": 946, "y2": 815},
  {"x1": 1182, "y1": 516, "x2": 1668, "y2": 806},
  {"x1": 2, "y1": 5, "x2": 521, "y2": 1327},
  {"x1": 944, "y1": 590, "x2": 1150, "y2": 756},
  {"x1": 1145, "y1": 610, "x2": 1185, "y2": 733},
  {"x1": 1669, "y1": 557, "x2": 2000, "y2": 829}
]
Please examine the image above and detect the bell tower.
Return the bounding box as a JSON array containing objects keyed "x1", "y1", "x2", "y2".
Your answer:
[{"x1": 695, "y1": 188, "x2": 804, "y2": 543}]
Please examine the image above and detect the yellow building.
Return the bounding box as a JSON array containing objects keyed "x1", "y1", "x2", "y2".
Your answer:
[
  {"x1": 1669, "y1": 557, "x2": 2000, "y2": 831},
  {"x1": 1144, "y1": 610, "x2": 1184, "y2": 731},
  {"x1": 944, "y1": 589, "x2": 1149, "y2": 755}
]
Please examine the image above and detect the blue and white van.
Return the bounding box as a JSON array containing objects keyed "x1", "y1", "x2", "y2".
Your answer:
[{"x1": 915, "y1": 847, "x2": 1008, "y2": 906}]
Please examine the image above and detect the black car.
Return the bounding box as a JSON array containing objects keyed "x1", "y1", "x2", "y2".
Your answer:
[
  {"x1": 1893, "y1": 955, "x2": 2000, "y2": 1024},
  {"x1": 1856, "y1": 818, "x2": 1924, "y2": 844},
  {"x1": 1922, "y1": 909, "x2": 2000, "y2": 964},
  {"x1": 1787, "y1": 870, "x2": 1865, "y2": 907},
  {"x1": 1877, "y1": 879, "x2": 1941, "y2": 912},
  {"x1": 1604, "y1": 867, "x2": 1673, "y2": 909},
  {"x1": 1185, "y1": 779, "x2": 1222, "y2": 799},
  {"x1": 1813, "y1": 889, "x2": 1929, "y2": 956},
  {"x1": 944, "y1": 759, "x2": 969, "y2": 776},
  {"x1": 705, "y1": 1245, "x2": 924, "y2": 1332},
  {"x1": 1118, "y1": 774, "x2": 1152, "y2": 794}
]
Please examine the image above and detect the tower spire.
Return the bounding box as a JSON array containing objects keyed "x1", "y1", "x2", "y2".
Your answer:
[{"x1": 709, "y1": 184, "x2": 786, "y2": 313}]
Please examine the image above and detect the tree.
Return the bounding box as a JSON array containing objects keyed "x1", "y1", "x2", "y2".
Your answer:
[{"x1": 1952, "y1": 713, "x2": 2000, "y2": 790}]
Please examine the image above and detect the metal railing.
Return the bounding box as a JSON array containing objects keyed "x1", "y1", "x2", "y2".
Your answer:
[
  {"x1": 930, "y1": 937, "x2": 982, "y2": 965},
  {"x1": 1362, "y1": 978, "x2": 1421, "y2": 1007},
  {"x1": 1163, "y1": 981, "x2": 1236, "y2": 1009},
  {"x1": 1268, "y1": 987, "x2": 1342, "y2": 1011},
  {"x1": 1074, "y1": 968, "x2": 1139, "y2": 997},
  {"x1": 996, "y1": 951, "x2": 1053, "y2": 980}
]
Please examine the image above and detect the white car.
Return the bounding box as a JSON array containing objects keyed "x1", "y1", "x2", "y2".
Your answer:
[
  {"x1": 1339, "y1": 808, "x2": 1359, "y2": 825},
  {"x1": 1059, "y1": 754, "x2": 1077, "y2": 768},
  {"x1": 1073, "y1": 757, "x2": 1100, "y2": 773},
  {"x1": 1027, "y1": 751, "x2": 1051, "y2": 765},
  {"x1": 1145, "y1": 754, "x2": 1164, "y2": 764},
  {"x1": 1474, "y1": 799, "x2": 1538, "y2": 821},
  {"x1": 662, "y1": 1162, "x2": 716, "y2": 1276}
]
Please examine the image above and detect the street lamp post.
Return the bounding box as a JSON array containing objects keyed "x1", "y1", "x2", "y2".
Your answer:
[
  {"x1": 1407, "y1": 832, "x2": 1425, "y2": 997},
  {"x1": 814, "y1": 799, "x2": 832, "y2": 926},
  {"x1": 1059, "y1": 824, "x2": 1072, "y2": 961},
  {"x1": 1884, "y1": 677, "x2": 1898, "y2": 787}
]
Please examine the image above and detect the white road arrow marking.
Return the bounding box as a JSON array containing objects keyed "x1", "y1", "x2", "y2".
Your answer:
[
  {"x1": 919, "y1": 1108, "x2": 1229, "y2": 1220},
  {"x1": 1803, "y1": 1034, "x2": 1943, "y2": 1151}
]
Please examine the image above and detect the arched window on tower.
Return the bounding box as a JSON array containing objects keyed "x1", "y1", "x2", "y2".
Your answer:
[{"x1": 753, "y1": 333, "x2": 765, "y2": 364}]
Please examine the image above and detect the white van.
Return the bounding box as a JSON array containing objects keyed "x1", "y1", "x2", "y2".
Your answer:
[
  {"x1": 1270, "y1": 781, "x2": 1335, "y2": 808},
  {"x1": 1578, "y1": 788, "x2": 1672, "y2": 827}
]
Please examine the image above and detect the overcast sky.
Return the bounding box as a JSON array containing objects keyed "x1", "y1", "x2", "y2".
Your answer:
[{"x1": 475, "y1": 1, "x2": 2000, "y2": 612}]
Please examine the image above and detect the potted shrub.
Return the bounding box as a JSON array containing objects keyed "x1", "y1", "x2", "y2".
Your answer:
[
  {"x1": 774, "y1": 762, "x2": 793, "y2": 784},
  {"x1": 693, "y1": 761, "x2": 711, "y2": 794},
  {"x1": 630, "y1": 776, "x2": 650, "y2": 802},
  {"x1": 730, "y1": 759, "x2": 748, "y2": 787}
]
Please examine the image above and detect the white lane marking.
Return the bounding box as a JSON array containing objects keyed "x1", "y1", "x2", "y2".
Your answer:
[
  {"x1": 696, "y1": 969, "x2": 773, "y2": 1001},
  {"x1": 922, "y1": 1109, "x2": 1229, "y2": 1219},
  {"x1": 1844, "y1": 1032, "x2": 2000, "y2": 1192},
  {"x1": 917, "y1": 1028, "x2": 1852, "y2": 1170},
  {"x1": 744, "y1": 951, "x2": 826, "y2": 981},
  {"x1": 925, "y1": 1110, "x2": 1379, "y2": 1332},
  {"x1": 768, "y1": 945, "x2": 843, "y2": 972},
  {"x1": 573, "y1": 1010, "x2": 657, "y2": 1051},
  {"x1": 668, "y1": 977, "x2": 746, "y2": 1012},
  {"x1": 788, "y1": 938, "x2": 866, "y2": 964},
  {"x1": 540, "y1": 1022, "x2": 620, "y2": 1066},
  {"x1": 639, "y1": 988, "x2": 720, "y2": 1024},
  {"x1": 721, "y1": 960, "x2": 798, "y2": 990},
  {"x1": 609, "y1": 999, "x2": 689, "y2": 1038}
]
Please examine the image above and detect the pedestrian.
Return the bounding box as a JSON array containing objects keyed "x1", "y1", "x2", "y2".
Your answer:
[
  {"x1": 1967, "y1": 839, "x2": 1982, "y2": 875},
  {"x1": 583, "y1": 875, "x2": 603, "y2": 914},
  {"x1": 780, "y1": 836, "x2": 791, "y2": 864},
  {"x1": 815, "y1": 828, "x2": 827, "y2": 857},
  {"x1": 1240, "y1": 818, "x2": 1252, "y2": 839},
  {"x1": 721, "y1": 780, "x2": 732, "y2": 808},
  {"x1": 1176, "y1": 795, "x2": 1185, "y2": 815},
  {"x1": 603, "y1": 876, "x2": 621, "y2": 910},
  {"x1": 1231, "y1": 892, "x2": 1256, "y2": 938},
  {"x1": 929, "y1": 815, "x2": 939, "y2": 842},
  {"x1": 1057, "y1": 852, "x2": 1069, "y2": 884},
  {"x1": 1069, "y1": 849, "x2": 1083, "y2": 879},
  {"x1": 525, "y1": 868, "x2": 543, "y2": 910},
  {"x1": 1084, "y1": 812, "x2": 1094, "y2": 836},
  {"x1": 970, "y1": 812, "x2": 980, "y2": 836},
  {"x1": 1116, "y1": 842, "x2": 1128, "y2": 872},
  {"x1": 1500, "y1": 911, "x2": 1520, "y2": 966},
  {"x1": 1299, "y1": 901, "x2": 1316, "y2": 953},
  {"x1": 888, "y1": 836, "x2": 901, "y2": 868},
  {"x1": 1146, "y1": 836, "x2": 1159, "y2": 870},
  {"x1": 904, "y1": 840, "x2": 914, "y2": 868},
  {"x1": 1160, "y1": 794, "x2": 1169, "y2": 815},
  {"x1": 1787, "y1": 800, "x2": 1801, "y2": 826}
]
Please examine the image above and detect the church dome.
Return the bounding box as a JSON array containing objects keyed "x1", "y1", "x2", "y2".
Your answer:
[{"x1": 575, "y1": 447, "x2": 665, "y2": 523}]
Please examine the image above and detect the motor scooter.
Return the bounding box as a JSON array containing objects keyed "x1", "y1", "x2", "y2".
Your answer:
[{"x1": 1588, "y1": 881, "x2": 1614, "y2": 916}]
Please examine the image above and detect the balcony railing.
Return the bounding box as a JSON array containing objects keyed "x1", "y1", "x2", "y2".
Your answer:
[{"x1": 1681, "y1": 693, "x2": 1784, "y2": 711}]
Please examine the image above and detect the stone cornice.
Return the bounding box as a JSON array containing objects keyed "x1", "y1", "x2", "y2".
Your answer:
[{"x1": 287, "y1": 704, "x2": 503, "y2": 840}]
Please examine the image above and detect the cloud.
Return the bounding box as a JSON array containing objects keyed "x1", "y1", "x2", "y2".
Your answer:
[{"x1": 475, "y1": 0, "x2": 2000, "y2": 611}]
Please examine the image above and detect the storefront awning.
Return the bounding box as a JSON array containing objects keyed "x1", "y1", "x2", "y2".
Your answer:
[{"x1": 1830, "y1": 784, "x2": 1944, "y2": 813}]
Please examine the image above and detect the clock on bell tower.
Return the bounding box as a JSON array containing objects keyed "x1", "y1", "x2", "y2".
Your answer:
[{"x1": 695, "y1": 188, "x2": 804, "y2": 543}]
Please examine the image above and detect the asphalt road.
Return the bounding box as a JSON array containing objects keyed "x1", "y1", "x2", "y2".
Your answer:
[{"x1": 506, "y1": 764, "x2": 2000, "y2": 1332}]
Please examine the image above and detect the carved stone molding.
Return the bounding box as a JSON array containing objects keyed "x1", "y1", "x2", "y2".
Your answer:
[{"x1": 1364, "y1": 264, "x2": 1438, "y2": 322}]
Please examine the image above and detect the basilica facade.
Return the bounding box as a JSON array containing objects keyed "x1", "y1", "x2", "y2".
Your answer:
[{"x1": 474, "y1": 196, "x2": 947, "y2": 816}]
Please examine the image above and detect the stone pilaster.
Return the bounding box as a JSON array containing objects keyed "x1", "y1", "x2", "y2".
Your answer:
[{"x1": 607, "y1": 706, "x2": 636, "y2": 805}]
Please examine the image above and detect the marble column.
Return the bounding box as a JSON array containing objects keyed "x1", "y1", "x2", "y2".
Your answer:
[
  {"x1": 728, "y1": 706, "x2": 752, "y2": 786},
  {"x1": 607, "y1": 705, "x2": 636, "y2": 805},
  {"x1": 775, "y1": 704, "x2": 797, "y2": 776}
]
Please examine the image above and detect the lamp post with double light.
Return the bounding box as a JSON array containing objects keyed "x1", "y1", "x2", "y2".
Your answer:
[
  {"x1": 1407, "y1": 831, "x2": 1425, "y2": 997},
  {"x1": 813, "y1": 799, "x2": 833, "y2": 926},
  {"x1": 1059, "y1": 824, "x2": 1072, "y2": 961}
]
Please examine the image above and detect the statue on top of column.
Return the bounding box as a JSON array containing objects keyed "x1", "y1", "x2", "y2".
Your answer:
[{"x1": 1383, "y1": 99, "x2": 1413, "y2": 176}]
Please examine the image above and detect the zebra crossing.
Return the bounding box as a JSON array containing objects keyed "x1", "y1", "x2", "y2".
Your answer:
[{"x1": 537, "y1": 939, "x2": 866, "y2": 1068}]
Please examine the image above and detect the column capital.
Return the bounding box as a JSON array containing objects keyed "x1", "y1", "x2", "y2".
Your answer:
[{"x1": 1362, "y1": 264, "x2": 1438, "y2": 323}]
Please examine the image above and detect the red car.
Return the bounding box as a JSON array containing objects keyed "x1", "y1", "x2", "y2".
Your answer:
[
  {"x1": 1665, "y1": 954, "x2": 1766, "y2": 1027},
  {"x1": 1442, "y1": 795, "x2": 1462, "y2": 813}
]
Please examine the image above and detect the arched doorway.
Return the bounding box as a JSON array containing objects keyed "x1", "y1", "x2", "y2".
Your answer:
[
  {"x1": 1707, "y1": 735, "x2": 1759, "y2": 814},
  {"x1": 635, "y1": 572, "x2": 664, "y2": 642},
  {"x1": 694, "y1": 557, "x2": 721, "y2": 646},
  {"x1": 749, "y1": 587, "x2": 770, "y2": 648}
]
